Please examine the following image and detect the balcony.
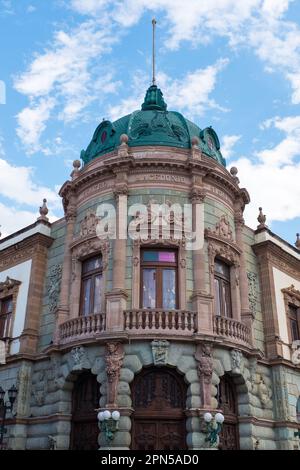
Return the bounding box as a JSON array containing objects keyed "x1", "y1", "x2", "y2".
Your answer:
[
  {"x1": 59, "y1": 313, "x2": 106, "y2": 345},
  {"x1": 124, "y1": 309, "x2": 197, "y2": 336},
  {"x1": 213, "y1": 315, "x2": 250, "y2": 345},
  {"x1": 56, "y1": 311, "x2": 251, "y2": 348}
]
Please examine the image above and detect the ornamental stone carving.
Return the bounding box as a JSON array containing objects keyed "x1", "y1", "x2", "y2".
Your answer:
[
  {"x1": 105, "y1": 342, "x2": 124, "y2": 406},
  {"x1": 207, "y1": 241, "x2": 240, "y2": 273},
  {"x1": 247, "y1": 272, "x2": 258, "y2": 317},
  {"x1": 72, "y1": 237, "x2": 110, "y2": 271},
  {"x1": 206, "y1": 215, "x2": 233, "y2": 241},
  {"x1": 291, "y1": 341, "x2": 300, "y2": 365},
  {"x1": 48, "y1": 265, "x2": 62, "y2": 314},
  {"x1": 151, "y1": 340, "x2": 170, "y2": 366},
  {"x1": 272, "y1": 367, "x2": 289, "y2": 421},
  {"x1": 71, "y1": 346, "x2": 91, "y2": 371},
  {"x1": 16, "y1": 363, "x2": 32, "y2": 417},
  {"x1": 80, "y1": 209, "x2": 100, "y2": 237},
  {"x1": 195, "y1": 343, "x2": 213, "y2": 407},
  {"x1": 257, "y1": 375, "x2": 272, "y2": 407},
  {"x1": 230, "y1": 349, "x2": 243, "y2": 374}
]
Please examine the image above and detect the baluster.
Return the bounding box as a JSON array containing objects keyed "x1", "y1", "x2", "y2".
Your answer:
[
  {"x1": 144, "y1": 310, "x2": 150, "y2": 330},
  {"x1": 177, "y1": 311, "x2": 182, "y2": 330},
  {"x1": 124, "y1": 311, "x2": 129, "y2": 330},
  {"x1": 171, "y1": 310, "x2": 176, "y2": 330},
  {"x1": 183, "y1": 311, "x2": 188, "y2": 331},
  {"x1": 158, "y1": 310, "x2": 163, "y2": 330}
]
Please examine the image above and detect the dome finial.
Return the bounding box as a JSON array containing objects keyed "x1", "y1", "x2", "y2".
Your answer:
[{"x1": 152, "y1": 18, "x2": 157, "y2": 86}]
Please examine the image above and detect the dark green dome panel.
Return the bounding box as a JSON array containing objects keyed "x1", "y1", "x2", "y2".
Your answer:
[{"x1": 80, "y1": 85, "x2": 226, "y2": 166}]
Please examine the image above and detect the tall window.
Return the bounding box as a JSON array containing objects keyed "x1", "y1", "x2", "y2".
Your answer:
[
  {"x1": 214, "y1": 259, "x2": 232, "y2": 317},
  {"x1": 0, "y1": 297, "x2": 13, "y2": 339},
  {"x1": 141, "y1": 249, "x2": 178, "y2": 309},
  {"x1": 80, "y1": 256, "x2": 103, "y2": 316},
  {"x1": 297, "y1": 397, "x2": 300, "y2": 423},
  {"x1": 288, "y1": 304, "x2": 300, "y2": 341}
]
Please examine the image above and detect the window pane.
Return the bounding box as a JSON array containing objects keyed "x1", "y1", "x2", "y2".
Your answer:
[
  {"x1": 142, "y1": 251, "x2": 159, "y2": 262},
  {"x1": 142, "y1": 269, "x2": 156, "y2": 308},
  {"x1": 214, "y1": 259, "x2": 230, "y2": 279},
  {"x1": 214, "y1": 279, "x2": 221, "y2": 316},
  {"x1": 82, "y1": 256, "x2": 102, "y2": 274},
  {"x1": 223, "y1": 282, "x2": 232, "y2": 318},
  {"x1": 1, "y1": 298, "x2": 13, "y2": 315},
  {"x1": 142, "y1": 251, "x2": 176, "y2": 263},
  {"x1": 163, "y1": 269, "x2": 176, "y2": 309},
  {"x1": 289, "y1": 304, "x2": 298, "y2": 319},
  {"x1": 291, "y1": 319, "x2": 300, "y2": 341},
  {"x1": 82, "y1": 278, "x2": 92, "y2": 316},
  {"x1": 159, "y1": 252, "x2": 176, "y2": 263},
  {"x1": 93, "y1": 275, "x2": 102, "y2": 313}
]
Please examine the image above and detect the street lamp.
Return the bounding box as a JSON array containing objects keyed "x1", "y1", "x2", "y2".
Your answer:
[
  {"x1": 0, "y1": 385, "x2": 18, "y2": 447},
  {"x1": 203, "y1": 412, "x2": 225, "y2": 448},
  {"x1": 97, "y1": 409, "x2": 120, "y2": 443}
]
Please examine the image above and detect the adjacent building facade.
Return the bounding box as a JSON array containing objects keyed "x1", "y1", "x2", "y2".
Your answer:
[{"x1": 0, "y1": 85, "x2": 300, "y2": 450}]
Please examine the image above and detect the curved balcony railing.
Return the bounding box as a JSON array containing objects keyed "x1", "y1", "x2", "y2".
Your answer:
[
  {"x1": 59, "y1": 313, "x2": 106, "y2": 344},
  {"x1": 124, "y1": 309, "x2": 197, "y2": 335},
  {"x1": 213, "y1": 315, "x2": 250, "y2": 344}
]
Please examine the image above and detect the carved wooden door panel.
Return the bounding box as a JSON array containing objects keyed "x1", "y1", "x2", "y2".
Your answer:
[
  {"x1": 70, "y1": 371, "x2": 100, "y2": 450},
  {"x1": 217, "y1": 375, "x2": 239, "y2": 450},
  {"x1": 131, "y1": 368, "x2": 187, "y2": 450}
]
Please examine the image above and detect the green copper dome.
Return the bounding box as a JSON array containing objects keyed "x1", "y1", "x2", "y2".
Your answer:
[{"x1": 80, "y1": 85, "x2": 226, "y2": 167}]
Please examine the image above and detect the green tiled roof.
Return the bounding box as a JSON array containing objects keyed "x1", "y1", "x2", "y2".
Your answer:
[{"x1": 81, "y1": 85, "x2": 226, "y2": 166}]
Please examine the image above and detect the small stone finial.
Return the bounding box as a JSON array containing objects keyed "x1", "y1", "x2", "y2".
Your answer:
[
  {"x1": 230, "y1": 166, "x2": 240, "y2": 185},
  {"x1": 38, "y1": 199, "x2": 49, "y2": 222},
  {"x1": 191, "y1": 136, "x2": 200, "y2": 148},
  {"x1": 71, "y1": 159, "x2": 81, "y2": 179},
  {"x1": 295, "y1": 233, "x2": 300, "y2": 250},
  {"x1": 257, "y1": 207, "x2": 267, "y2": 229},
  {"x1": 120, "y1": 134, "x2": 129, "y2": 146}
]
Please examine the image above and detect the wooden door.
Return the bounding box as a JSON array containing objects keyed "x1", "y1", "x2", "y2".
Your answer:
[
  {"x1": 131, "y1": 368, "x2": 187, "y2": 450},
  {"x1": 217, "y1": 375, "x2": 240, "y2": 450},
  {"x1": 70, "y1": 371, "x2": 100, "y2": 450}
]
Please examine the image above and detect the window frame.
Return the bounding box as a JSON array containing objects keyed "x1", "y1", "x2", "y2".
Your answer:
[
  {"x1": 288, "y1": 303, "x2": 300, "y2": 342},
  {"x1": 0, "y1": 296, "x2": 13, "y2": 339},
  {"x1": 80, "y1": 255, "x2": 103, "y2": 316},
  {"x1": 282, "y1": 286, "x2": 300, "y2": 346},
  {"x1": 140, "y1": 248, "x2": 178, "y2": 310},
  {"x1": 214, "y1": 258, "x2": 233, "y2": 318}
]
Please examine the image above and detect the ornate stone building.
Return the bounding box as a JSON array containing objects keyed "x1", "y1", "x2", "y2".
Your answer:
[{"x1": 0, "y1": 84, "x2": 300, "y2": 450}]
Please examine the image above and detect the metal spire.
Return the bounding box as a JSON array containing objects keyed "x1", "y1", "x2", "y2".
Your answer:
[{"x1": 152, "y1": 18, "x2": 157, "y2": 86}]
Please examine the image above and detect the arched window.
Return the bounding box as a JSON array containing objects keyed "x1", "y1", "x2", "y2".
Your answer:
[
  {"x1": 141, "y1": 249, "x2": 178, "y2": 309},
  {"x1": 214, "y1": 258, "x2": 232, "y2": 317},
  {"x1": 80, "y1": 255, "x2": 103, "y2": 316},
  {"x1": 297, "y1": 396, "x2": 300, "y2": 423}
]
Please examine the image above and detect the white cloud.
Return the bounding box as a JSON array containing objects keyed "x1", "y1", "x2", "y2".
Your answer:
[
  {"x1": 27, "y1": 5, "x2": 36, "y2": 13},
  {"x1": 221, "y1": 135, "x2": 241, "y2": 159},
  {"x1": 108, "y1": 60, "x2": 228, "y2": 121},
  {"x1": 14, "y1": 20, "x2": 121, "y2": 151},
  {"x1": 231, "y1": 115, "x2": 300, "y2": 228},
  {"x1": 0, "y1": 204, "x2": 38, "y2": 238}
]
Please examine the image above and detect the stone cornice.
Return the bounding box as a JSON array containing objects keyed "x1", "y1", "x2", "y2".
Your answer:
[
  {"x1": 58, "y1": 148, "x2": 247, "y2": 209},
  {"x1": 253, "y1": 240, "x2": 300, "y2": 280},
  {"x1": 0, "y1": 233, "x2": 53, "y2": 271}
]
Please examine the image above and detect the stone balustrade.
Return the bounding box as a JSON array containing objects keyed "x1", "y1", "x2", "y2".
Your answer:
[
  {"x1": 59, "y1": 313, "x2": 106, "y2": 344},
  {"x1": 213, "y1": 315, "x2": 251, "y2": 344},
  {"x1": 124, "y1": 309, "x2": 197, "y2": 335}
]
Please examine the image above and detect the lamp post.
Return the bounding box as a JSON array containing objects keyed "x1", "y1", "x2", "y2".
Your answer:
[
  {"x1": 0, "y1": 385, "x2": 18, "y2": 447},
  {"x1": 97, "y1": 409, "x2": 120, "y2": 444},
  {"x1": 203, "y1": 412, "x2": 225, "y2": 448}
]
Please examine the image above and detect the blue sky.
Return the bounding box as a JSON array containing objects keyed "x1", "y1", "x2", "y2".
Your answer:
[{"x1": 0, "y1": 0, "x2": 300, "y2": 245}]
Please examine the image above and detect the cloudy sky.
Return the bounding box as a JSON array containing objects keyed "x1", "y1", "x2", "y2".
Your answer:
[{"x1": 0, "y1": 0, "x2": 300, "y2": 244}]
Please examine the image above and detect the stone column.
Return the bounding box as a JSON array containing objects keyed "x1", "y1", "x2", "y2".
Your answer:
[
  {"x1": 234, "y1": 211, "x2": 253, "y2": 342},
  {"x1": 190, "y1": 188, "x2": 213, "y2": 335},
  {"x1": 54, "y1": 197, "x2": 76, "y2": 342},
  {"x1": 106, "y1": 170, "x2": 128, "y2": 332}
]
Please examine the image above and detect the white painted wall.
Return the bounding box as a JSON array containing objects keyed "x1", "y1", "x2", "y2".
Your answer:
[
  {"x1": 0, "y1": 259, "x2": 32, "y2": 354},
  {"x1": 273, "y1": 267, "x2": 300, "y2": 360}
]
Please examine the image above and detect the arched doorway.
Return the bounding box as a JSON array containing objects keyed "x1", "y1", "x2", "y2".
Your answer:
[
  {"x1": 131, "y1": 367, "x2": 187, "y2": 450},
  {"x1": 70, "y1": 371, "x2": 100, "y2": 450},
  {"x1": 216, "y1": 374, "x2": 240, "y2": 450}
]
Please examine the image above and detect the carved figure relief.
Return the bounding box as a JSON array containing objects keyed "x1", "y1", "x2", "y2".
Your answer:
[
  {"x1": 247, "y1": 272, "x2": 258, "y2": 317},
  {"x1": 195, "y1": 343, "x2": 213, "y2": 407},
  {"x1": 80, "y1": 209, "x2": 100, "y2": 237},
  {"x1": 230, "y1": 349, "x2": 243, "y2": 374},
  {"x1": 206, "y1": 215, "x2": 234, "y2": 241},
  {"x1": 105, "y1": 342, "x2": 124, "y2": 406},
  {"x1": 71, "y1": 346, "x2": 91, "y2": 371}
]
